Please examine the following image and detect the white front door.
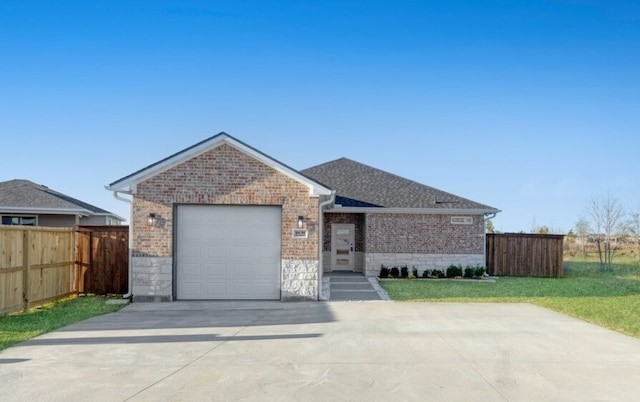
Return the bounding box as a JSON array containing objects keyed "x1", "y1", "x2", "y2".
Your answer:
[{"x1": 331, "y1": 223, "x2": 355, "y2": 271}]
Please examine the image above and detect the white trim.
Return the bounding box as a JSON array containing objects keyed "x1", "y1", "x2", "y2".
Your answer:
[
  {"x1": 107, "y1": 134, "x2": 332, "y2": 197},
  {"x1": 326, "y1": 207, "x2": 500, "y2": 215},
  {"x1": 0, "y1": 207, "x2": 93, "y2": 216}
]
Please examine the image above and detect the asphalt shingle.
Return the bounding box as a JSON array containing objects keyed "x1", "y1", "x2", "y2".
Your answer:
[{"x1": 301, "y1": 158, "x2": 498, "y2": 211}]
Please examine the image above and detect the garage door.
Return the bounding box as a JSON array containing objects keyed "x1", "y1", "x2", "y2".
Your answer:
[{"x1": 176, "y1": 205, "x2": 281, "y2": 300}]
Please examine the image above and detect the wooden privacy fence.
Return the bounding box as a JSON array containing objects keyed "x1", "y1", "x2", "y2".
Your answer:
[
  {"x1": 0, "y1": 226, "x2": 76, "y2": 315},
  {"x1": 486, "y1": 233, "x2": 564, "y2": 277},
  {"x1": 76, "y1": 226, "x2": 128, "y2": 295},
  {"x1": 0, "y1": 225, "x2": 128, "y2": 315}
]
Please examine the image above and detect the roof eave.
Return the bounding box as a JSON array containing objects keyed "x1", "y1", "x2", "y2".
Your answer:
[
  {"x1": 107, "y1": 133, "x2": 332, "y2": 197},
  {"x1": 325, "y1": 207, "x2": 501, "y2": 215},
  {"x1": 0, "y1": 207, "x2": 94, "y2": 216}
]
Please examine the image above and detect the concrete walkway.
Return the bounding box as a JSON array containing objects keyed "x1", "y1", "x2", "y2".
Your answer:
[
  {"x1": 2, "y1": 302, "x2": 640, "y2": 401},
  {"x1": 327, "y1": 272, "x2": 382, "y2": 301}
]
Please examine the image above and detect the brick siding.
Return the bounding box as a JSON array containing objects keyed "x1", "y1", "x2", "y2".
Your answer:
[
  {"x1": 130, "y1": 143, "x2": 321, "y2": 301},
  {"x1": 365, "y1": 213, "x2": 484, "y2": 254},
  {"x1": 132, "y1": 143, "x2": 319, "y2": 259}
]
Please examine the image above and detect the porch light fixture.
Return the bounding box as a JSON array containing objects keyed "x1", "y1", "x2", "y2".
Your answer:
[
  {"x1": 147, "y1": 213, "x2": 157, "y2": 227},
  {"x1": 297, "y1": 216, "x2": 305, "y2": 229}
]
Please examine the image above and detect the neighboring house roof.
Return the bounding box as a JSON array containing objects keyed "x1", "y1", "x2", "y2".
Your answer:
[
  {"x1": 107, "y1": 132, "x2": 332, "y2": 197},
  {"x1": 302, "y1": 158, "x2": 499, "y2": 214},
  {"x1": 0, "y1": 179, "x2": 125, "y2": 220}
]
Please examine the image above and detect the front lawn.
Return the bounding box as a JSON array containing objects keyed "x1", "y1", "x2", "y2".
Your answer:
[
  {"x1": 380, "y1": 260, "x2": 640, "y2": 338},
  {"x1": 0, "y1": 296, "x2": 127, "y2": 351}
]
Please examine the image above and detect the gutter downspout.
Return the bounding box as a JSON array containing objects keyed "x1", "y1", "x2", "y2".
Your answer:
[
  {"x1": 110, "y1": 189, "x2": 133, "y2": 299},
  {"x1": 483, "y1": 212, "x2": 499, "y2": 270},
  {"x1": 318, "y1": 191, "x2": 336, "y2": 301}
]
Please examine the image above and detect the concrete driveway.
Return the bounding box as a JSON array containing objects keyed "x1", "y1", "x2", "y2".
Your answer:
[{"x1": 1, "y1": 301, "x2": 640, "y2": 402}]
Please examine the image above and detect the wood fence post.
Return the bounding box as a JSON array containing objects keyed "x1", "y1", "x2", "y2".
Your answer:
[{"x1": 22, "y1": 229, "x2": 30, "y2": 313}]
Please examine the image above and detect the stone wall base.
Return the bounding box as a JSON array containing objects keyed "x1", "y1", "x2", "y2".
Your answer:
[
  {"x1": 365, "y1": 253, "x2": 485, "y2": 277},
  {"x1": 281, "y1": 259, "x2": 319, "y2": 301},
  {"x1": 131, "y1": 256, "x2": 173, "y2": 301}
]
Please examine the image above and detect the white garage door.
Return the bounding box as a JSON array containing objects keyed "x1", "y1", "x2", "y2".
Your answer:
[{"x1": 176, "y1": 205, "x2": 281, "y2": 300}]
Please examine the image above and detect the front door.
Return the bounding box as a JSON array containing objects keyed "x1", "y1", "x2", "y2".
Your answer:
[{"x1": 331, "y1": 224, "x2": 355, "y2": 271}]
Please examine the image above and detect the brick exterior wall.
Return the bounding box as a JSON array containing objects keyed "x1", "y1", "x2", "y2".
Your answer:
[
  {"x1": 131, "y1": 143, "x2": 320, "y2": 301},
  {"x1": 365, "y1": 213, "x2": 484, "y2": 254},
  {"x1": 322, "y1": 212, "x2": 485, "y2": 275}
]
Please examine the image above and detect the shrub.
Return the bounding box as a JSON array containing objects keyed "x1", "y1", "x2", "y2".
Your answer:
[
  {"x1": 407, "y1": 274, "x2": 415, "y2": 279},
  {"x1": 446, "y1": 265, "x2": 463, "y2": 278},
  {"x1": 380, "y1": 265, "x2": 390, "y2": 278},
  {"x1": 390, "y1": 267, "x2": 400, "y2": 278},
  {"x1": 422, "y1": 269, "x2": 430, "y2": 278},
  {"x1": 431, "y1": 269, "x2": 444, "y2": 278},
  {"x1": 474, "y1": 266, "x2": 486, "y2": 277},
  {"x1": 412, "y1": 266, "x2": 418, "y2": 277},
  {"x1": 463, "y1": 267, "x2": 474, "y2": 278},
  {"x1": 400, "y1": 265, "x2": 409, "y2": 278}
]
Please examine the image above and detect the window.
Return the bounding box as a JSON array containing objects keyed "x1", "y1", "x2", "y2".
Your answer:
[
  {"x1": 1, "y1": 215, "x2": 37, "y2": 226},
  {"x1": 451, "y1": 216, "x2": 473, "y2": 225}
]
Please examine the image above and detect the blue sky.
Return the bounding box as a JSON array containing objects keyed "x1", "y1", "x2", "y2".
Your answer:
[{"x1": 1, "y1": 0, "x2": 638, "y2": 232}]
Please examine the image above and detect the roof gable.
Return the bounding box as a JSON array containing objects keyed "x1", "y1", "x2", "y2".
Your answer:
[
  {"x1": 107, "y1": 132, "x2": 332, "y2": 197},
  {"x1": 301, "y1": 158, "x2": 498, "y2": 212}
]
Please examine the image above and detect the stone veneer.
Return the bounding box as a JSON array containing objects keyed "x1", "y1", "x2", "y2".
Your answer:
[
  {"x1": 131, "y1": 143, "x2": 321, "y2": 302},
  {"x1": 365, "y1": 253, "x2": 485, "y2": 277},
  {"x1": 131, "y1": 257, "x2": 172, "y2": 302},
  {"x1": 281, "y1": 260, "x2": 318, "y2": 301}
]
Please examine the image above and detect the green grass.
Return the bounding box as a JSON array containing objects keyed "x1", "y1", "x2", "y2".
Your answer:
[
  {"x1": 0, "y1": 296, "x2": 127, "y2": 351},
  {"x1": 380, "y1": 260, "x2": 640, "y2": 338}
]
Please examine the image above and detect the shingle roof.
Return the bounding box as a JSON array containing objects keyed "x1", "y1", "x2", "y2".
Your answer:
[
  {"x1": 0, "y1": 179, "x2": 116, "y2": 215},
  {"x1": 301, "y1": 158, "x2": 498, "y2": 211}
]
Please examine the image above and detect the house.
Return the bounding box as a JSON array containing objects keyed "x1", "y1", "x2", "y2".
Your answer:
[
  {"x1": 106, "y1": 132, "x2": 499, "y2": 302},
  {"x1": 0, "y1": 179, "x2": 125, "y2": 227},
  {"x1": 301, "y1": 158, "x2": 499, "y2": 277}
]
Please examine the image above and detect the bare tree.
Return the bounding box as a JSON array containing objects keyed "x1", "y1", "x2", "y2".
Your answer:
[
  {"x1": 574, "y1": 217, "x2": 590, "y2": 258},
  {"x1": 627, "y1": 205, "x2": 640, "y2": 261},
  {"x1": 586, "y1": 194, "x2": 626, "y2": 271}
]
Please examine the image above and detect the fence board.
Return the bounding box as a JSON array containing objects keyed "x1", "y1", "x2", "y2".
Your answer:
[
  {"x1": 0, "y1": 225, "x2": 128, "y2": 316},
  {"x1": 76, "y1": 226, "x2": 128, "y2": 294},
  {"x1": 486, "y1": 233, "x2": 564, "y2": 277},
  {"x1": 0, "y1": 226, "x2": 75, "y2": 315}
]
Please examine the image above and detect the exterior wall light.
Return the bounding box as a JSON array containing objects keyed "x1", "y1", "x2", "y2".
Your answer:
[
  {"x1": 148, "y1": 213, "x2": 157, "y2": 227},
  {"x1": 297, "y1": 216, "x2": 305, "y2": 229}
]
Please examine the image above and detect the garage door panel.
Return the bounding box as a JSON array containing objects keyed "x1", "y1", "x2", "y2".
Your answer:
[
  {"x1": 180, "y1": 263, "x2": 202, "y2": 277},
  {"x1": 180, "y1": 282, "x2": 201, "y2": 296},
  {"x1": 203, "y1": 263, "x2": 226, "y2": 277},
  {"x1": 203, "y1": 283, "x2": 227, "y2": 298},
  {"x1": 231, "y1": 263, "x2": 253, "y2": 277},
  {"x1": 253, "y1": 283, "x2": 280, "y2": 298},
  {"x1": 207, "y1": 246, "x2": 228, "y2": 258},
  {"x1": 177, "y1": 205, "x2": 281, "y2": 300}
]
